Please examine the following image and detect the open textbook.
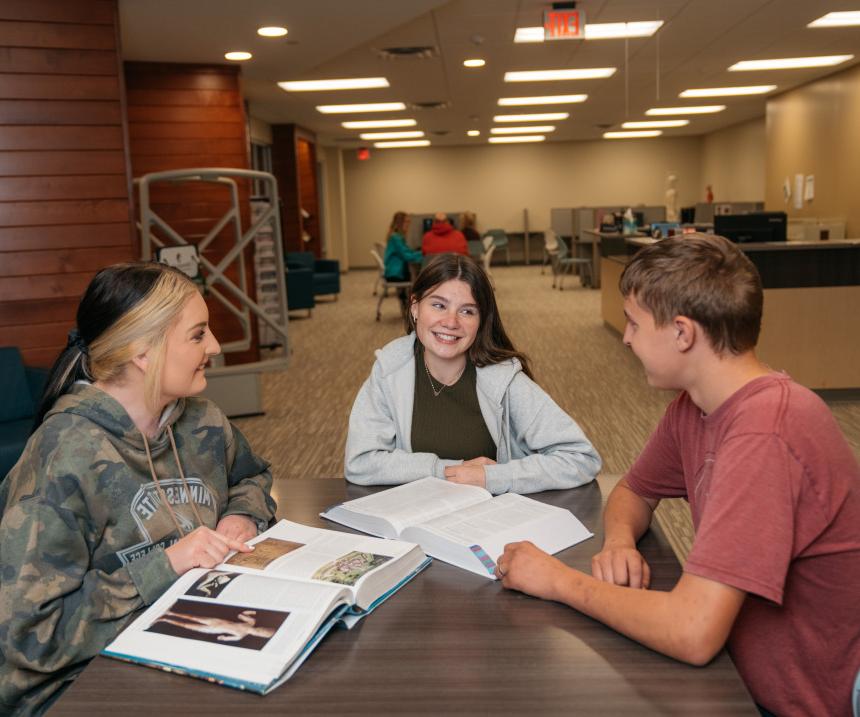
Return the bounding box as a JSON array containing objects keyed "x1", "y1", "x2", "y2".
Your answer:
[
  {"x1": 322, "y1": 478, "x2": 593, "y2": 579},
  {"x1": 103, "y1": 519, "x2": 430, "y2": 694}
]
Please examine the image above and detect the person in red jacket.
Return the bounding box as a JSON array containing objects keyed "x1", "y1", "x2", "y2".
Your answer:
[{"x1": 422, "y1": 212, "x2": 468, "y2": 257}]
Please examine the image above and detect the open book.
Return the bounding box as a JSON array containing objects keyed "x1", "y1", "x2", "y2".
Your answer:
[
  {"x1": 322, "y1": 478, "x2": 592, "y2": 578},
  {"x1": 103, "y1": 519, "x2": 429, "y2": 694}
]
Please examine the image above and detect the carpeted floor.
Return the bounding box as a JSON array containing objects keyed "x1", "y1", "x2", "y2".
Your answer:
[{"x1": 235, "y1": 264, "x2": 860, "y2": 562}]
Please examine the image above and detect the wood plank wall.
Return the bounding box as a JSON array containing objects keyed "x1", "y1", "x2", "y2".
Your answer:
[
  {"x1": 124, "y1": 62, "x2": 259, "y2": 364},
  {"x1": 272, "y1": 124, "x2": 320, "y2": 255},
  {"x1": 0, "y1": 0, "x2": 135, "y2": 367}
]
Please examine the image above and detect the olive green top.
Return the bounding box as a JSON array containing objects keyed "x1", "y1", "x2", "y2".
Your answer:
[{"x1": 411, "y1": 345, "x2": 497, "y2": 461}]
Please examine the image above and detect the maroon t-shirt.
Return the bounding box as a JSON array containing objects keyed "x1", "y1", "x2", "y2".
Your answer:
[{"x1": 626, "y1": 373, "x2": 860, "y2": 716}]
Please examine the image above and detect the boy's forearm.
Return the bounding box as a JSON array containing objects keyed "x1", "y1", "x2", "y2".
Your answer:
[
  {"x1": 550, "y1": 568, "x2": 742, "y2": 666},
  {"x1": 602, "y1": 480, "x2": 656, "y2": 547}
]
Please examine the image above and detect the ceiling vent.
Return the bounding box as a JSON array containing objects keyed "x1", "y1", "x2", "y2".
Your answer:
[
  {"x1": 376, "y1": 46, "x2": 438, "y2": 60},
  {"x1": 409, "y1": 100, "x2": 450, "y2": 111},
  {"x1": 429, "y1": 130, "x2": 450, "y2": 136}
]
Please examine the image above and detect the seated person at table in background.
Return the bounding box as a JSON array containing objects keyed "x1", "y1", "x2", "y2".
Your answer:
[
  {"x1": 421, "y1": 211, "x2": 468, "y2": 257},
  {"x1": 0, "y1": 263, "x2": 277, "y2": 716},
  {"x1": 383, "y1": 210, "x2": 422, "y2": 312},
  {"x1": 496, "y1": 235, "x2": 860, "y2": 717},
  {"x1": 460, "y1": 211, "x2": 480, "y2": 244},
  {"x1": 345, "y1": 253, "x2": 601, "y2": 495}
]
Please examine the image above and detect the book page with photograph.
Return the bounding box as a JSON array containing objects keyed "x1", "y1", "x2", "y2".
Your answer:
[
  {"x1": 223, "y1": 520, "x2": 429, "y2": 612},
  {"x1": 104, "y1": 567, "x2": 352, "y2": 692},
  {"x1": 403, "y1": 494, "x2": 593, "y2": 579},
  {"x1": 323, "y1": 477, "x2": 491, "y2": 537}
]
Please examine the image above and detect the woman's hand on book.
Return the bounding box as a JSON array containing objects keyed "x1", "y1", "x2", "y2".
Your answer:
[
  {"x1": 444, "y1": 457, "x2": 495, "y2": 488},
  {"x1": 165, "y1": 526, "x2": 253, "y2": 575},
  {"x1": 216, "y1": 514, "x2": 258, "y2": 543}
]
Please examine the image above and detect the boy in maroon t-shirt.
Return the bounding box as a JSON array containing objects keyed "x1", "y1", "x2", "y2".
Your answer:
[{"x1": 496, "y1": 234, "x2": 860, "y2": 716}]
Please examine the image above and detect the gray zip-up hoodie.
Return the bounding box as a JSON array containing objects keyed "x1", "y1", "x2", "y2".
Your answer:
[{"x1": 345, "y1": 335, "x2": 601, "y2": 495}]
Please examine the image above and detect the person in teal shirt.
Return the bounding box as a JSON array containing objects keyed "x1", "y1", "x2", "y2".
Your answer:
[{"x1": 384, "y1": 211, "x2": 422, "y2": 282}]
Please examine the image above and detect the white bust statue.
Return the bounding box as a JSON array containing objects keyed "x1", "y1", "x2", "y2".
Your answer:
[{"x1": 665, "y1": 173, "x2": 679, "y2": 223}]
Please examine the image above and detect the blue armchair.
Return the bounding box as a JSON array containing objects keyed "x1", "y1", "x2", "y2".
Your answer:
[
  {"x1": 286, "y1": 252, "x2": 340, "y2": 299},
  {"x1": 285, "y1": 265, "x2": 315, "y2": 317},
  {"x1": 1, "y1": 347, "x2": 48, "y2": 479}
]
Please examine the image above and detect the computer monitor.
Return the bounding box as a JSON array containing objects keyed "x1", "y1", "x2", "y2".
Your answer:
[
  {"x1": 680, "y1": 206, "x2": 695, "y2": 224},
  {"x1": 714, "y1": 211, "x2": 787, "y2": 243}
]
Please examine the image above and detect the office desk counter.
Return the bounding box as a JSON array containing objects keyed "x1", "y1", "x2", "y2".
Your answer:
[
  {"x1": 53, "y1": 478, "x2": 756, "y2": 716},
  {"x1": 602, "y1": 238, "x2": 860, "y2": 388},
  {"x1": 580, "y1": 230, "x2": 648, "y2": 289}
]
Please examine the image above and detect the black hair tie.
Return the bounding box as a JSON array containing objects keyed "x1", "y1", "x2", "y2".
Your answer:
[{"x1": 67, "y1": 328, "x2": 89, "y2": 355}]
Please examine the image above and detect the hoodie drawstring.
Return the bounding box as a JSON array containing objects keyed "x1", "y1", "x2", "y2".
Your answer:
[{"x1": 142, "y1": 425, "x2": 205, "y2": 537}]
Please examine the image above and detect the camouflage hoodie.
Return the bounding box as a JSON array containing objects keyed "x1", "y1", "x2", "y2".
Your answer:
[{"x1": 0, "y1": 383, "x2": 276, "y2": 715}]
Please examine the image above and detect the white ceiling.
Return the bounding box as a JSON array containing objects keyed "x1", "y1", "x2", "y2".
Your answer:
[{"x1": 119, "y1": 0, "x2": 860, "y2": 147}]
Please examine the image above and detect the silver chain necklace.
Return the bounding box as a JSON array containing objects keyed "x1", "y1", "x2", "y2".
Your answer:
[{"x1": 423, "y1": 359, "x2": 465, "y2": 397}]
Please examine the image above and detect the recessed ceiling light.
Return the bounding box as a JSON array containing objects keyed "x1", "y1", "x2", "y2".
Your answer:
[
  {"x1": 342, "y1": 119, "x2": 417, "y2": 129},
  {"x1": 808, "y1": 12, "x2": 860, "y2": 28},
  {"x1": 488, "y1": 135, "x2": 546, "y2": 143},
  {"x1": 604, "y1": 130, "x2": 662, "y2": 139},
  {"x1": 646, "y1": 105, "x2": 725, "y2": 115},
  {"x1": 493, "y1": 112, "x2": 569, "y2": 122},
  {"x1": 359, "y1": 131, "x2": 425, "y2": 140},
  {"x1": 463, "y1": 58, "x2": 486, "y2": 68},
  {"x1": 467, "y1": 130, "x2": 481, "y2": 136},
  {"x1": 374, "y1": 140, "x2": 431, "y2": 148},
  {"x1": 257, "y1": 26, "x2": 288, "y2": 37},
  {"x1": 505, "y1": 68, "x2": 616, "y2": 82},
  {"x1": 317, "y1": 102, "x2": 406, "y2": 114},
  {"x1": 279, "y1": 78, "x2": 389, "y2": 91},
  {"x1": 584, "y1": 21, "x2": 664, "y2": 40},
  {"x1": 498, "y1": 94, "x2": 587, "y2": 106},
  {"x1": 224, "y1": 51, "x2": 252, "y2": 61},
  {"x1": 729, "y1": 55, "x2": 853, "y2": 71},
  {"x1": 514, "y1": 21, "x2": 662, "y2": 43},
  {"x1": 680, "y1": 85, "x2": 776, "y2": 97},
  {"x1": 491, "y1": 125, "x2": 555, "y2": 134},
  {"x1": 622, "y1": 120, "x2": 689, "y2": 128}
]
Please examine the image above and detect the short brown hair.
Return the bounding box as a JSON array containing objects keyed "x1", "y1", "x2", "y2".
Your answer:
[{"x1": 619, "y1": 234, "x2": 763, "y2": 354}]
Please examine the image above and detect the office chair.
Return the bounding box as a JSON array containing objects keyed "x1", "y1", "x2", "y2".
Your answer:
[
  {"x1": 542, "y1": 229, "x2": 560, "y2": 275},
  {"x1": 370, "y1": 249, "x2": 411, "y2": 321},
  {"x1": 552, "y1": 236, "x2": 592, "y2": 290},
  {"x1": 372, "y1": 242, "x2": 386, "y2": 295},
  {"x1": 483, "y1": 228, "x2": 510, "y2": 265}
]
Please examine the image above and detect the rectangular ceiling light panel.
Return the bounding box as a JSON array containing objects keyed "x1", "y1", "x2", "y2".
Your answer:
[
  {"x1": 604, "y1": 130, "x2": 662, "y2": 138},
  {"x1": 729, "y1": 55, "x2": 853, "y2": 71},
  {"x1": 504, "y1": 68, "x2": 615, "y2": 82},
  {"x1": 488, "y1": 135, "x2": 546, "y2": 143},
  {"x1": 317, "y1": 102, "x2": 406, "y2": 114},
  {"x1": 808, "y1": 12, "x2": 860, "y2": 27},
  {"x1": 646, "y1": 105, "x2": 725, "y2": 115},
  {"x1": 374, "y1": 140, "x2": 430, "y2": 148},
  {"x1": 498, "y1": 94, "x2": 587, "y2": 106},
  {"x1": 279, "y1": 77, "x2": 389, "y2": 91},
  {"x1": 493, "y1": 112, "x2": 570, "y2": 122},
  {"x1": 514, "y1": 21, "x2": 662, "y2": 42},
  {"x1": 342, "y1": 119, "x2": 416, "y2": 128},
  {"x1": 622, "y1": 120, "x2": 689, "y2": 128},
  {"x1": 491, "y1": 125, "x2": 555, "y2": 134},
  {"x1": 680, "y1": 85, "x2": 776, "y2": 97}
]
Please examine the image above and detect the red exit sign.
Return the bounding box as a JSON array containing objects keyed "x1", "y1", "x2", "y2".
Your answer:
[{"x1": 543, "y1": 9, "x2": 586, "y2": 40}]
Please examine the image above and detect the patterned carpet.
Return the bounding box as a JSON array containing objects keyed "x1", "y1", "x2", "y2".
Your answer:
[{"x1": 235, "y1": 265, "x2": 860, "y2": 562}]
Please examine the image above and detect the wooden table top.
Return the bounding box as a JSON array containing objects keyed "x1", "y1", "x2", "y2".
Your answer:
[{"x1": 53, "y1": 478, "x2": 757, "y2": 716}]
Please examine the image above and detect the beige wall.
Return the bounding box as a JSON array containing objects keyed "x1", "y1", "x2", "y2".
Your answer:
[
  {"x1": 342, "y1": 137, "x2": 703, "y2": 268},
  {"x1": 701, "y1": 118, "x2": 766, "y2": 202},
  {"x1": 319, "y1": 146, "x2": 349, "y2": 268},
  {"x1": 765, "y1": 62, "x2": 860, "y2": 235}
]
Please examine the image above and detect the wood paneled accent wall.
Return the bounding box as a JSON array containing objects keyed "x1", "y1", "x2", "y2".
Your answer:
[
  {"x1": 271, "y1": 124, "x2": 320, "y2": 256},
  {"x1": 0, "y1": 0, "x2": 135, "y2": 367},
  {"x1": 124, "y1": 62, "x2": 258, "y2": 364}
]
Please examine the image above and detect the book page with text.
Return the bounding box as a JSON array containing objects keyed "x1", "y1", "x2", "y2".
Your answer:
[
  {"x1": 333, "y1": 477, "x2": 491, "y2": 535},
  {"x1": 403, "y1": 493, "x2": 592, "y2": 573}
]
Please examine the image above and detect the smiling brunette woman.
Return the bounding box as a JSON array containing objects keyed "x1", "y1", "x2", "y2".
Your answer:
[
  {"x1": 345, "y1": 253, "x2": 601, "y2": 495},
  {"x1": 0, "y1": 262, "x2": 276, "y2": 716}
]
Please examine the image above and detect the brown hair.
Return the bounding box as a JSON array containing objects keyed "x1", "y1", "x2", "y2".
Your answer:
[
  {"x1": 389, "y1": 211, "x2": 409, "y2": 236},
  {"x1": 406, "y1": 254, "x2": 533, "y2": 379},
  {"x1": 460, "y1": 211, "x2": 476, "y2": 230},
  {"x1": 619, "y1": 233, "x2": 762, "y2": 354}
]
